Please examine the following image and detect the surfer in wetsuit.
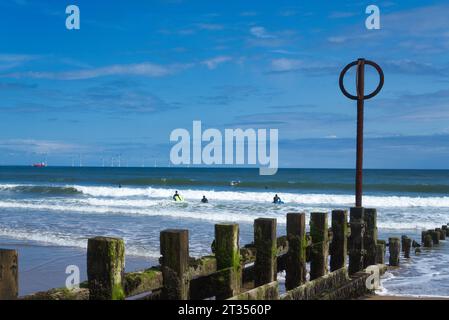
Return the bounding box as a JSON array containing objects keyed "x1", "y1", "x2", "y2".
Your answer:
[
  {"x1": 173, "y1": 191, "x2": 182, "y2": 201},
  {"x1": 273, "y1": 194, "x2": 281, "y2": 204},
  {"x1": 201, "y1": 195, "x2": 208, "y2": 203}
]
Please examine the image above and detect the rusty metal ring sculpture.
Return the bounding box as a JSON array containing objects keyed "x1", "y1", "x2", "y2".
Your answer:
[
  {"x1": 339, "y1": 58, "x2": 384, "y2": 208},
  {"x1": 339, "y1": 60, "x2": 384, "y2": 101}
]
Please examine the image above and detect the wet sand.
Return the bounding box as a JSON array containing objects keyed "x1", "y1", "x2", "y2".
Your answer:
[{"x1": 0, "y1": 237, "x2": 157, "y2": 296}]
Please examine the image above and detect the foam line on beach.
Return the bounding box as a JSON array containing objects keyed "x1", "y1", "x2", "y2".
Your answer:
[
  {"x1": 74, "y1": 185, "x2": 449, "y2": 208},
  {"x1": 0, "y1": 200, "x2": 265, "y2": 223},
  {"x1": 0, "y1": 227, "x2": 160, "y2": 258},
  {"x1": 2, "y1": 183, "x2": 449, "y2": 208}
]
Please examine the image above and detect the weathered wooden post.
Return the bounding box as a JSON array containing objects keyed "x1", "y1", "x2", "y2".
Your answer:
[
  {"x1": 310, "y1": 212, "x2": 329, "y2": 280},
  {"x1": 375, "y1": 240, "x2": 386, "y2": 264},
  {"x1": 330, "y1": 210, "x2": 348, "y2": 272},
  {"x1": 254, "y1": 218, "x2": 277, "y2": 287},
  {"x1": 436, "y1": 228, "x2": 446, "y2": 240},
  {"x1": 421, "y1": 231, "x2": 427, "y2": 244},
  {"x1": 0, "y1": 249, "x2": 18, "y2": 300},
  {"x1": 160, "y1": 229, "x2": 189, "y2": 300},
  {"x1": 430, "y1": 230, "x2": 440, "y2": 245},
  {"x1": 364, "y1": 208, "x2": 377, "y2": 267},
  {"x1": 423, "y1": 232, "x2": 433, "y2": 248},
  {"x1": 401, "y1": 235, "x2": 407, "y2": 252},
  {"x1": 442, "y1": 225, "x2": 449, "y2": 237},
  {"x1": 403, "y1": 237, "x2": 411, "y2": 259},
  {"x1": 214, "y1": 224, "x2": 241, "y2": 298},
  {"x1": 388, "y1": 237, "x2": 400, "y2": 267},
  {"x1": 348, "y1": 207, "x2": 365, "y2": 275},
  {"x1": 285, "y1": 213, "x2": 306, "y2": 289},
  {"x1": 87, "y1": 237, "x2": 125, "y2": 300}
]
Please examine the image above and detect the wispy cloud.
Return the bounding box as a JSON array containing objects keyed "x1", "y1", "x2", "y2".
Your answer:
[
  {"x1": 247, "y1": 26, "x2": 297, "y2": 47},
  {"x1": 280, "y1": 134, "x2": 449, "y2": 168},
  {"x1": 0, "y1": 139, "x2": 86, "y2": 154},
  {"x1": 250, "y1": 26, "x2": 276, "y2": 39},
  {"x1": 278, "y1": 9, "x2": 298, "y2": 17},
  {"x1": 270, "y1": 58, "x2": 302, "y2": 72},
  {"x1": 3, "y1": 62, "x2": 192, "y2": 80},
  {"x1": 382, "y1": 59, "x2": 449, "y2": 77},
  {"x1": 268, "y1": 58, "x2": 339, "y2": 76},
  {"x1": 0, "y1": 53, "x2": 38, "y2": 71},
  {"x1": 196, "y1": 85, "x2": 257, "y2": 106},
  {"x1": 195, "y1": 23, "x2": 224, "y2": 31},
  {"x1": 329, "y1": 11, "x2": 357, "y2": 19},
  {"x1": 326, "y1": 4, "x2": 449, "y2": 53},
  {"x1": 226, "y1": 111, "x2": 352, "y2": 132},
  {"x1": 376, "y1": 88, "x2": 449, "y2": 121},
  {"x1": 201, "y1": 56, "x2": 232, "y2": 69}
]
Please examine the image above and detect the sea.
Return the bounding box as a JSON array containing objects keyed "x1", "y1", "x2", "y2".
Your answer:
[{"x1": 0, "y1": 166, "x2": 448, "y2": 297}]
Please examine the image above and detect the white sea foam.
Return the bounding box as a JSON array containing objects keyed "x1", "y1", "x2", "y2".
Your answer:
[
  {"x1": 2, "y1": 183, "x2": 449, "y2": 208},
  {"x1": 75, "y1": 187, "x2": 449, "y2": 208},
  {"x1": 0, "y1": 200, "x2": 266, "y2": 223},
  {"x1": 64, "y1": 185, "x2": 449, "y2": 208},
  {"x1": 0, "y1": 227, "x2": 160, "y2": 257}
]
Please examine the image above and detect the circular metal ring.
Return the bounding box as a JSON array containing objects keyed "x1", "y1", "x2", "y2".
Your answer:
[{"x1": 339, "y1": 60, "x2": 384, "y2": 101}]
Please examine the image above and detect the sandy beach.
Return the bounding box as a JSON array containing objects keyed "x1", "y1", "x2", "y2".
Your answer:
[{"x1": 0, "y1": 237, "x2": 156, "y2": 296}]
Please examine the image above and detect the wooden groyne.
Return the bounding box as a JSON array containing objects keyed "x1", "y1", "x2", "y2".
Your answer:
[{"x1": 1, "y1": 208, "x2": 448, "y2": 300}]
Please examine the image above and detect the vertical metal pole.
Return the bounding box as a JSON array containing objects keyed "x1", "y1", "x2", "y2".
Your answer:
[{"x1": 355, "y1": 59, "x2": 365, "y2": 208}]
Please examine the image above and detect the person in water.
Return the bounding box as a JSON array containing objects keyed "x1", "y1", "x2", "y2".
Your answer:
[
  {"x1": 201, "y1": 195, "x2": 208, "y2": 203},
  {"x1": 273, "y1": 194, "x2": 282, "y2": 204},
  {"x1": 173, "y1": 191, "x2": 182, "y2": 201}
]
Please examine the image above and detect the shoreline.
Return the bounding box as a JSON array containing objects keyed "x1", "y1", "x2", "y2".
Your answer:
[
  {"x1": 0, "y1": 237, "x2": 157, "y2": 296},
  {"x1": 3, "y1": 229, "x2": 449, "y2": 298}
]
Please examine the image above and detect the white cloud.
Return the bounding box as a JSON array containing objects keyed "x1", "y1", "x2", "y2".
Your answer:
[
  {"x1": 250, "y1": 26, "x2": 275, "y2": 39},
  {"x1": 271, "y1": 58, "x2": 302, "y2": 72},
  {"x1": 201, "y1": 56, "x2": 232, "y2": 70}
]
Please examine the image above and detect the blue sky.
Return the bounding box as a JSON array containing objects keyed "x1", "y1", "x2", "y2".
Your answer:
[{"x1": 0, "y1": 0, "x2": 449, "y2": 168}]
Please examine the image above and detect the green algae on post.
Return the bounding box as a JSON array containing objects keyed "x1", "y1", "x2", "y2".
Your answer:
[{"x1": 87, "y1": 237, "x2": 125, "y2": 300}]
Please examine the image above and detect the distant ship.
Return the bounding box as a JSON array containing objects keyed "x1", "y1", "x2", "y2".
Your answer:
[{"x1": 32, "y1": 162, "x2": 47, "y2": 168}]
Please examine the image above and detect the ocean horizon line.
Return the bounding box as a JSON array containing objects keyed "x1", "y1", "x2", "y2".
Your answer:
[{"x1": 1, "y1": 165, "x2": 449, "y2": 171}]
